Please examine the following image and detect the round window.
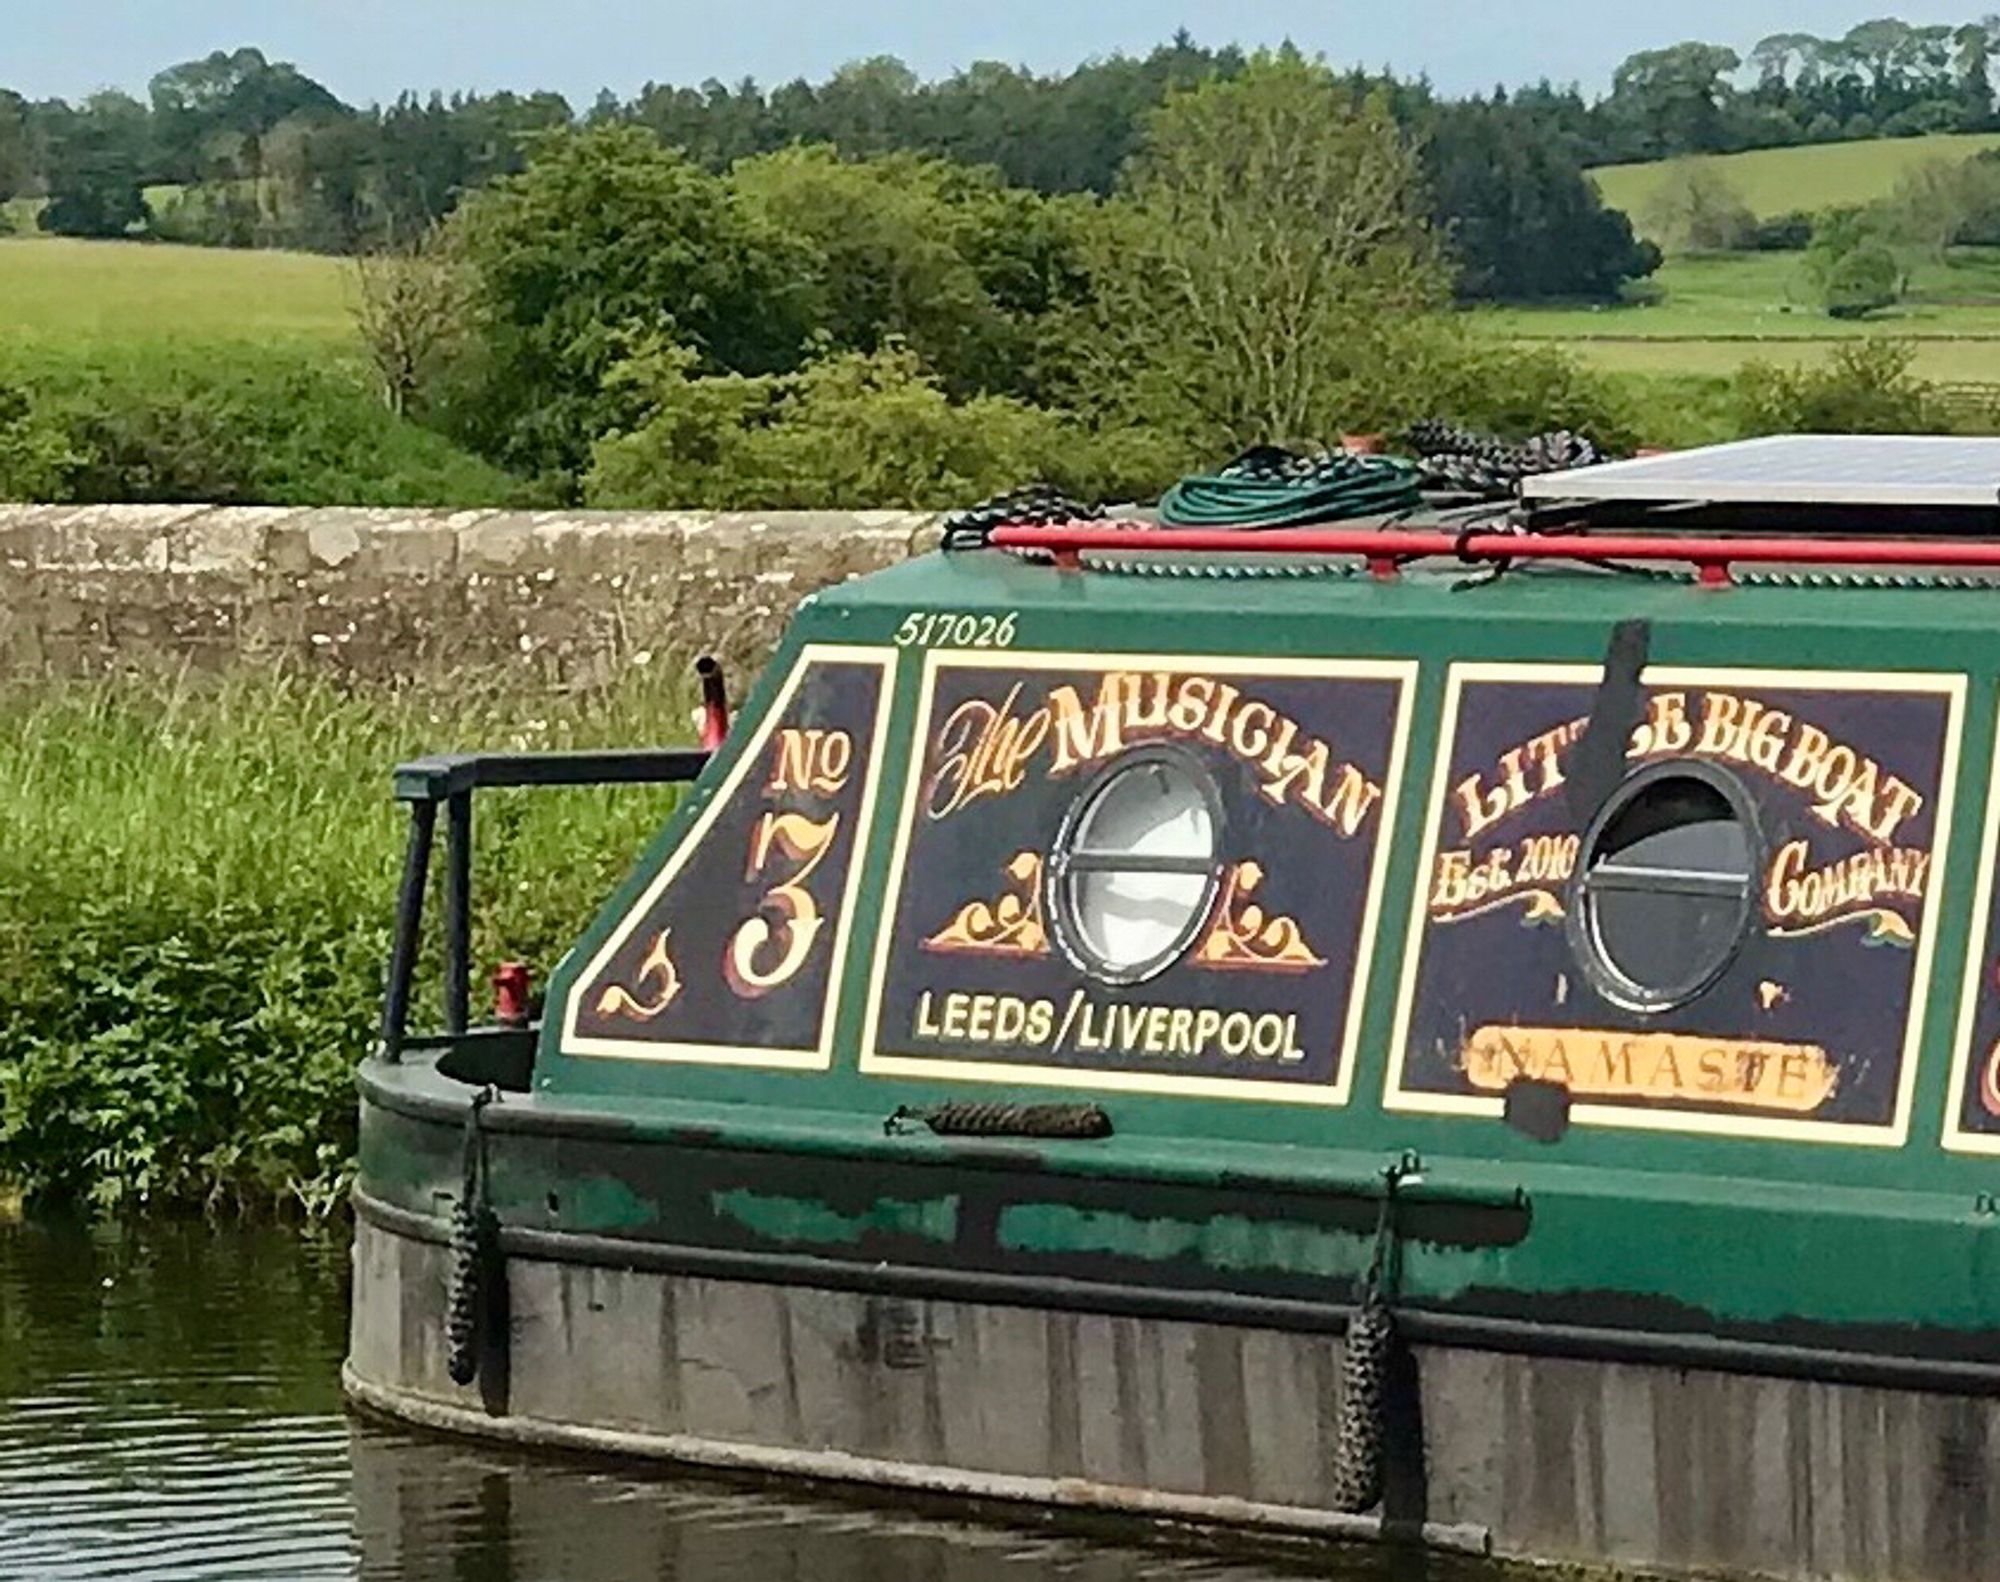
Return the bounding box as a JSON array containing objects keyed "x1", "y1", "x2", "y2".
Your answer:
[
  {"x1": 1567, "y1": 764, "x2": 1758, "y2": 1013},
  {"x1": 1047, "y1": 748, "x2": 1223, "y2": 985}
]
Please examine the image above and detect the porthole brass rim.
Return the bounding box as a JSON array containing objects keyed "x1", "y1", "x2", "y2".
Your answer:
[
  {"x1": 1564, "y1": 759, "x2": 1762, "y2": 1016},
  {"x1": 1045, "y1": 744, "x2": 1227, "y2": 988}
]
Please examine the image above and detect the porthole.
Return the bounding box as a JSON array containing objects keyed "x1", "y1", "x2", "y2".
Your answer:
[
  {"x1": 1566, "y1": 763, "x2": 1759, "y2": 1014},
  {"x1": 1047, "y1": 747, "x2": 1224, "y2": 986}
]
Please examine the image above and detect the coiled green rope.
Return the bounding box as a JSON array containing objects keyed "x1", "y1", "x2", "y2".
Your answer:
[{"x1": 1159, "y1": 447, "x2": 1421, "y2": 529}]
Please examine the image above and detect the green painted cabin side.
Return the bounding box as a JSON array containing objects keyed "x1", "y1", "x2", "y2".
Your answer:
[{"x1": 363, "y1": 546, "x2": 2000, "y2": 1364}]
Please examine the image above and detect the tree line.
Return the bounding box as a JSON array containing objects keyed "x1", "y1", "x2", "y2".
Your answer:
[
  {"x1": 9, "y1": 23, "x2": 2000, "y2": 270},
  {"x1": 6, "y1": 34, "x2": 1657, "y2": 304},
  {"x1": 2, "y1": 56, "x2": 1644, "y2": 513}
]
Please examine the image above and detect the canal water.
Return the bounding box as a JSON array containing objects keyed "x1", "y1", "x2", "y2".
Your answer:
[{"x1": 0, "y1": 1218, "x2": 1507, "y2": 1582}]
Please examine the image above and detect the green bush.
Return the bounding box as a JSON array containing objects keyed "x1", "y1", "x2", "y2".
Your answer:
[
  {"x1": 587, "y1": 338, "x2": 1107, "y2": 509},
  {"x1": 0, "y1": 382, "x2": 86, "y2": 499},
  {"x1": 1734, "y1": 340, "x2": 1941, "y2": 435},
  {"x1": 1803, "y1": 208, "x2": 1905, "y2": 321},
  {"x1": 1823, "y1": 243, "x2": 1901, "y2": 320},
  {"x1": 0, "y1": 342, "x2": 524, "y2": 507},
  {"x1": 0, "y1": 667, "x2": 696, "y2": 1213}
]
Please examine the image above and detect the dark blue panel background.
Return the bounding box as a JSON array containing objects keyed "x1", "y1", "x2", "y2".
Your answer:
[
  {"x1": 1401, "y1": 678, "x2": 1950, "y2": 1130},
  {"x1": 874, "y1": 663, "x2": 1405, "y2": 1088},
  {"x1": 574, "y1": 659, "x2": 885, "y2": 1052}
]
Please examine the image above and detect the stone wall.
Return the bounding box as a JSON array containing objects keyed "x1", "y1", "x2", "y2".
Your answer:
[{"x1": 0, "y1": 505, "x2": 938, "y2": 685}]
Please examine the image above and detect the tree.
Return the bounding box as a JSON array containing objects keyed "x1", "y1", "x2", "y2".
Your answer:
[
  {"x1": 1841, "y1": 20, "x2": 1921, "y2": 98},
  {"x1": 443, "y1": 125, "x2": 813, "y2": 488},
  {"x1": 1609, "y1": 43, "x2": 1744, "y2": 156},
  {"x1": 727, "y1": 145, "x2": 1086, "y2": 398},
  {"x1": 1954, "y1": 148, "x2": 2000, "y2": 242},
  {"x1": 1639, "y1": 160, "x2": 1756, "y2": 252},
  {"x1": 148, "y1": 47, "x2": 346, "y2": 183},
  {"x1": 38, "y1": 92, "x2": 149, "y2": 238},
  {"x1": 1955, "y1": 21, "x2": 1998, "y2": 126},
  {"x1": 1076, "y1": 52, "x2": 1448, "y2": 448},
  {"x1": 350, "y1": 226, "x2": 470, "y2": 415},
  {"x1": 1804, "y1": 209, "x2": 1904, "y2": 318},
  {"x1": 1749, "y1": 33, "x2": 1822, "y2": 94},
  {"x1": 1884, "y1": 156, "x2": 1983, "y2": 258},
  {"x1": 0, "y1": 91, "x2": 30, "y2": 208},
  {"x1": 1422, "y1": 97, "x2": 1659, "y2": 300},
  {"x1": 1823, "y1": 243, "x2": 1901, "y2": 317}
]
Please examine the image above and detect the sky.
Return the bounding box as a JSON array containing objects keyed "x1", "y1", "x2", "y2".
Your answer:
[{"x1": 5, "y1": 2, "x2": 1988, "y2": 107}]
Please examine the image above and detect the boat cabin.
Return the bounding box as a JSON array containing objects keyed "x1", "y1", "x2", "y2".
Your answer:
[{"x1": 351, "y1": 434, "x2": 2000, "y2": 1582}]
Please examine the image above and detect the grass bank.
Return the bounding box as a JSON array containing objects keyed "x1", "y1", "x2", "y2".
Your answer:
[
  {"x1": 0, "y1": 667, "x2": 696, "y2": 1214},
  {"x1": 0, "y1": 237, "x2": 520, "y2": 507},
  {"x1": 0, "y1": 339, "x2": 524, "y2": 507}
]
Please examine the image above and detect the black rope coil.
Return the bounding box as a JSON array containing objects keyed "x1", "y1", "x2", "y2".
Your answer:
[
  {"x1": 884, "y1": 1101, "x2": 1114, "y2": 1139},
  {"x1": 942, "y1": 485, "x2": 1103, "y2": 551},
  {"x1": 1406, "y1": 419, "x2": 1603, "y2": 499},
  {"x1": 445, "y1": 1084, "x2": 499, "y2": 1388}
]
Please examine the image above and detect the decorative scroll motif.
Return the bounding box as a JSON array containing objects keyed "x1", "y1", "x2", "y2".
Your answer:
[
  {"x1": 1192, "y1": 861, "x2": 1326, "y2": 971},
  {"x1": 1767, "y1": 908, "x2": 1916, "y2": 944},
  {"x1": 594, "y1": 930, "x2": 683, "y2": 1021},
  {"x1": 924, "y1": 852, "x2": 1048, "y2": 957},
  {"x1": 1431, "y1": 889, "x2": 1565, "y2": 927}
]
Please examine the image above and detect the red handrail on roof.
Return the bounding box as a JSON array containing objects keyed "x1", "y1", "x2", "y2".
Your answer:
[{"x1": 986, "y1": 523, "x2": 2000, "y2": 587}]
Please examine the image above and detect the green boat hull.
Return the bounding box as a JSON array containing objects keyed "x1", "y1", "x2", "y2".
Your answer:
[{"x1": 352, "y1": 548, "x2": 2000, "y2": 1578}]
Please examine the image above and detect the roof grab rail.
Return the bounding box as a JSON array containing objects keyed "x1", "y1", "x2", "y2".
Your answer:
[{"x1": 987, "y1": 523, "x2": 2000, "y2": 587}]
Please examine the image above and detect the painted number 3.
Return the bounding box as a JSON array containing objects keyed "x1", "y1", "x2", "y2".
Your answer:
[{"x1": 726, "y1": 812, "x2": 842, "y2": 997}]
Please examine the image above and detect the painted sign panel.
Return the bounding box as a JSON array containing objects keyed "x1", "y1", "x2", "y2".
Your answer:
[
  {"x1": 1388, "y1": 663, "x2": 1963, "y2": 1144},
  {"x1": 561, "y1": 644, "x2": 896, "y2": 1068},
  {"x1": 861, "y1": 651, "x2": 1416, "y2": 1102},
  {"x1": 1945, "y1": 701, "x2": 2000, "y2": 1153}
]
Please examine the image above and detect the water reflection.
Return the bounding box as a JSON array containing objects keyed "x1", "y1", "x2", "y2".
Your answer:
[
  {"x1": 0, "y1": 1218, "x2": 353, "y2": 1580},
  {"x1": 0, "y1": 1218, "x2": 1491, "y2": 1582}
]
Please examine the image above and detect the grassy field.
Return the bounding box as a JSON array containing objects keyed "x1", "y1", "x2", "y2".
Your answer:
[
  {"x1": 1593, "y1": 132, "x2": 2000, "y2": 223},
  {"x1": 0, "y1": 236, "x2": 521, "y2": 509},
  {"x1": 1475, "y1": 251, "x2": 2000, "y2": 380},
  {"x1": 1550, "y1": 339, "x2": 2000, "y2": 381},
  {"x1": 1519, "y1": 134, "x2": 2000, "y2": 380},
  {"x1": 0, "y1": 236, "x2": 356, "y2": 347}
]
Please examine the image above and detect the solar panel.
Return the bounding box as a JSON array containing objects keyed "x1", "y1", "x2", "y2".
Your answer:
[{"x1": 1520, "y1": 435, "x2": 2000, "y2": 509}]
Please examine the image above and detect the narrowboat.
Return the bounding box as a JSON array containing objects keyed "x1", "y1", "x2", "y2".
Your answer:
[{"x1": 347, "y1": 435, "x2": 2000, "y2": 1582}]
